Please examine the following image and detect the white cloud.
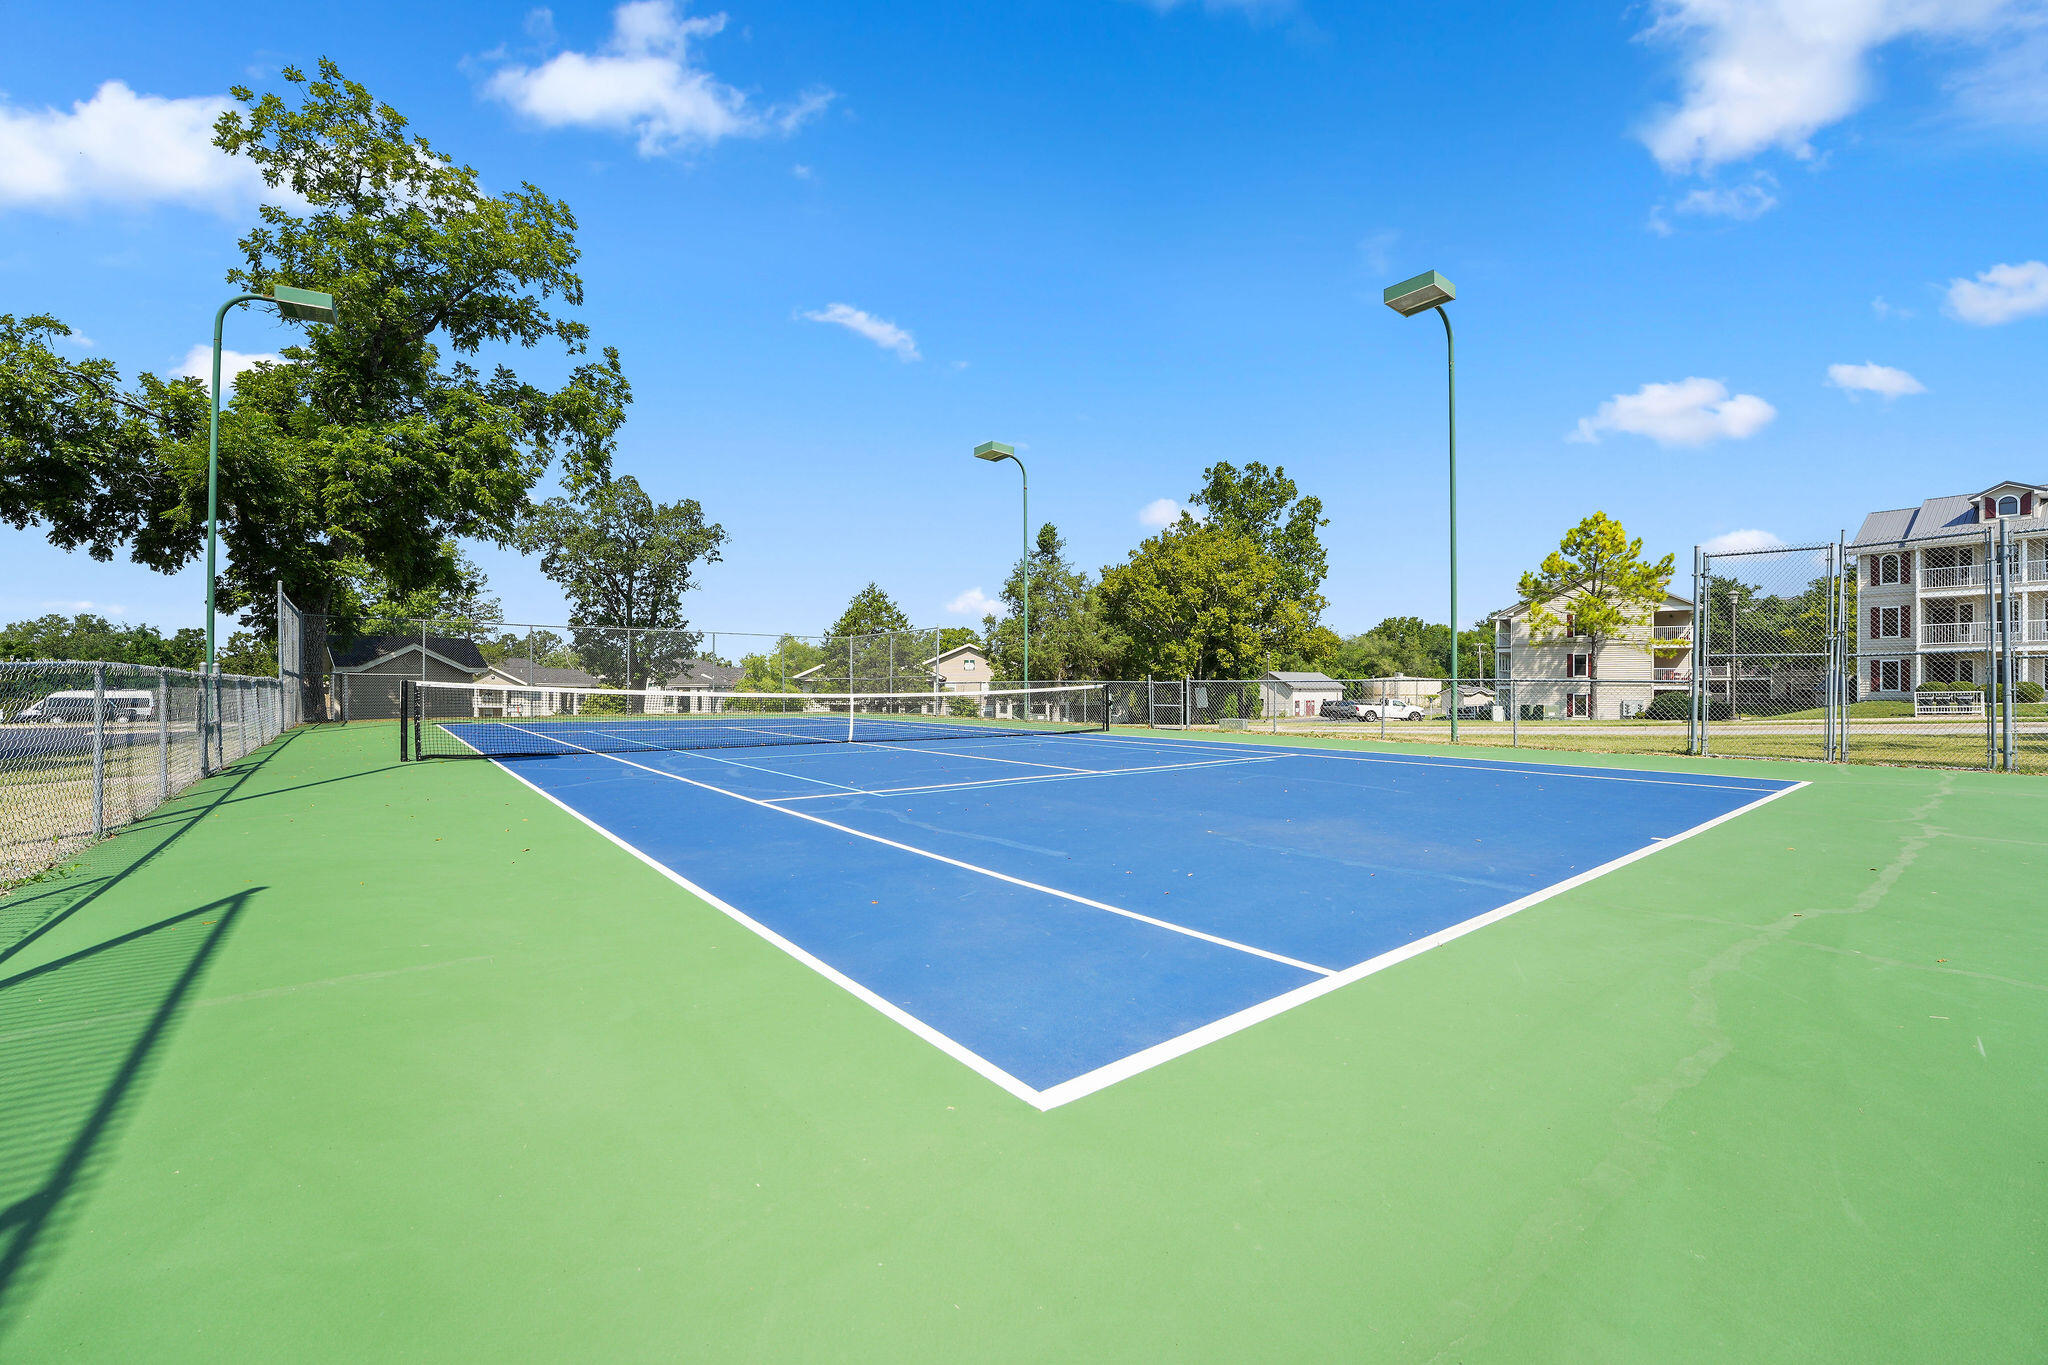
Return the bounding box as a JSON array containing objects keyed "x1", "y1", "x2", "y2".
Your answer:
[
  {"x1": 801, "y1": 302, "x2": 920, "y2": 360},
  {"x1": 1570, "y1": 377, "x2": 1777, "y2": 447},
  {"x1": 1699, "y1": 529, "x2": 1787, "y2": 556},
  {"x1": 790, "y1": 163, "x2": 813, "y2": 179},
  {"x1": 946, "y1": 587, "x2": 998, "y2": 617},
  {"x1": 178, "y1": 344, "x2": 285, "y2": 393},
  {"x1": 1138, "y1": 497, "x2": 1188, "y2": 529},
  {"x1": 1870, "y1": 295, "x2": 1914, "y2": 320},
  {"x1": 484, "y1": 1, "x2": 832, "y2": 156},
  {"x1": 1826, "y1": 360, "x2": 1926, "y2": 398},
  {"x1": 1636, "y1": 0, "x2": 2024, "y2": 173},
  {"x1": 1944, "y1": 260, "x2": 2048, "y2": 325},
  {"x1": 1672, "y1": 175, "x2": 1778, "y2": 220},
  {"x1": 0, "y1": 81, "x2": 274, "y2": 215},
  {"x1": 42, "y1": 599, "x2": 128, "y2": 615}
]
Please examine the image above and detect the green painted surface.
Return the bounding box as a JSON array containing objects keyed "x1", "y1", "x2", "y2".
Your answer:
[{"x1": 1, "y1": 724, "x2": 2042, "y2": 1361}]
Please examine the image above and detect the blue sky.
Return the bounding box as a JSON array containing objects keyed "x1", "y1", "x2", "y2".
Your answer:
[{"x1": 3, "y1": 0, "x2": 2044, "y2": 644}]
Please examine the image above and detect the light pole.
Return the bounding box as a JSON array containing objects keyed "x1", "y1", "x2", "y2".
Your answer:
[
  {"x1": 1384, "y1": 270, "x2": 1460, "y2": 741},
  {"x1": 973, "y1": 441, "x2": 1028, "y2": 688},
  {"x1": 203, "y1": 284, "x2": 336, "y2": 770}
]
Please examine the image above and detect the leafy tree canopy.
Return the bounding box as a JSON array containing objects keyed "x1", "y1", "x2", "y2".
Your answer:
[
  {"x1": 984, "y1": 522, "x2": 1124, "y2": 682},
  {"x1": 1097, "y1": 519, "x2": 1318, "y2": 678},
  {"x1": 1187, "y1": 461, "x2": 1329, "y2": 617},
  {"x1": 520, "y1": 474, "x2": 726, "y2": 688},
  {"x1": 0, "y1": 59, "x2": 631, "y2": 635},
  {"x1": 0, "y1": 612, "x2": 273, "y2": 674},
  {"x1": 1518, "y1": 512, "x2": 1675, "y2": 651}
]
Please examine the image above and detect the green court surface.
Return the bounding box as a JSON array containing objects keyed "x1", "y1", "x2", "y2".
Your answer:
[{"x1": 2, "y1": 723, "x2": 2042, "y2": 1360}]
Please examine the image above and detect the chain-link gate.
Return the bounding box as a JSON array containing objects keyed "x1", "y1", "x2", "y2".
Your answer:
[
  {"x1": 1147, "y1": 678, "x2": 1186, "y2": 729},
  {"x1": 1692, "y1": 541, "x2": 1842, "y2": 763}
]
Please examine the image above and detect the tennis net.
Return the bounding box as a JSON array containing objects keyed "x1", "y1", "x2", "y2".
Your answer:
[{"x1": 399, "y1": 679, "x2": 1111, "y2": 759}]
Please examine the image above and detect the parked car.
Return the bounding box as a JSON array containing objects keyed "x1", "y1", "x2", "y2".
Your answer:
[
  {"x1": 1359, "y1": 700, "x2": 1427, "y2": 722},
  {"x1": 11, "y1": 690, "x2": 156, "y2": 723},
  {"x1": 1317, "y1": 698, "x2": 1370, "y2": 721}
]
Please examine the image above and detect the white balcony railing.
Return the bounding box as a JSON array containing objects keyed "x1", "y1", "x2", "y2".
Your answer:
[
  {"x1": 1919, "y1": 564, "x2": 1989, "y2": 590},
  {"x1": 2026, "y1": 560, "x2": 2048, "y2": 585},
  {"x1": 1651, "y1": 625, "x2": 1692, "y2": 640},
  {"x1": 1921, "y1": 621, "x2": 1994, "y2": 647}
]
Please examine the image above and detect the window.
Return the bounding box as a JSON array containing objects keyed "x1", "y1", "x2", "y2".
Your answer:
[
  {"x1": 962, "y1": 658, "x2": 976, "y2": 672},
  {"x1": 1872, "y1": 606, "x2": 1907, "y2": 638},
  {"x1": 1878, "y1": 554, "x2": 1901, "y2": 584},
  {"x1": 1563, "y1": 612, "x2": 1578, "y2": 636},
  {"x1": 1566, "y1": 693, "x2": 1590, "y2": 718},
  {"x1": 1878, "y1": 659, "x2": 1904, "y2": 692},
  {"x1": 1998, "y1": 495, "x2": 2020, "y2": 516},
  {"x1": 1568, "y1": 653, "x2": 1591, "y2": 678}
]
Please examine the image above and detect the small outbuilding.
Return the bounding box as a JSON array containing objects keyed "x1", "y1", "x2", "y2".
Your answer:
[{"x1": 1259, "y1": 671, "x2": 1345, "y2": 719}]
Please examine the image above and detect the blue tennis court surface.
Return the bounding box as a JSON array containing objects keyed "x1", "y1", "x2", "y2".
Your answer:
[{"x1": 474, "y1": 730, "x2": 1801, "y2": 1108}]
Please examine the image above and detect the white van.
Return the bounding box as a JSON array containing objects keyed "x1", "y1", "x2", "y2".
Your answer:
[{"x1": 13, "y1": 690, "x2": 157, "y2": 723}]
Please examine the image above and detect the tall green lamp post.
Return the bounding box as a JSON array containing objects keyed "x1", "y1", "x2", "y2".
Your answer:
[
  {"x1": 202, "y1": 284, "x2": 337, "y2": 771},
  {"x1": 972, "y1": 441, "x2": 1028, "y2": 689},
  {"x1": 1384, "y1": 269, "x2": 1460, "y2": 742}
]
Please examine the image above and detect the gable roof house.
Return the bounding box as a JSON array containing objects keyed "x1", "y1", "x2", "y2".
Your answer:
[
  {"x1": 329, "y1": 634, "x2": 490, "y2": 720},
  {"x1": 921, "y1": 643, "x2": 992, "y2": 694},
  {"x1": 1258, "y1": 671, "x2": 1344, "y2": 720},
  {"x1": 1849, "y1": 480, "x2": 2048, "y2": 696}
]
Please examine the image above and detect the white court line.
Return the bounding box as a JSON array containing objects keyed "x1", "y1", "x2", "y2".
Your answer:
[
  {"x1": 472, "y1": 721, "x2": 1807, "y2": 1111},
  {"x1": 472, "y1": 754, "x2": 1053, "y2": 1109},
  {"x1": 764, "y1": 755, "x2": 1277, "y2": 803},
  {"x1": 1022, "y1": 730, "x2": 1796, "y2": 794},
  {"x1": 1030, "y1": 778, "x2": 1811, "y2": 1108},
  {"x1": 495, "y1": 722, "x2": 1334, "y2": 979},
  {"x1": 853, "y1": 739, "x2": 1091, "y2": 772},
  {"x1": 582, "y1": 732, "x2": 871, "y2": 792}
]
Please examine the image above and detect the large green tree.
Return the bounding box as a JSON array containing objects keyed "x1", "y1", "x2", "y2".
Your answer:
[
  {"x1": 823, "y1": 584, "x2": 918, "y2": 690},
  {"x1": 1097, "y1": 518, "x2": 1318, "y2": 678},
  {"x1": 983, "y1": 523, "x2": 1124, "y2": 682},
  {"x1": 1518, "y1": 512, "x2": 1675, "y2": 711},
  {"x1": 0, "y1": 60, "x2": 630, "y2": 634},
  {"x1": 1188, "y1": 461, "x2": 1329, "y2": 622},
  {"x1": 520, "y1": 476, "x2": 726, "y2": 689}
]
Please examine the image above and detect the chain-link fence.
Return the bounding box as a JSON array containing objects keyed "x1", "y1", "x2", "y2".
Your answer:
[
  {"x1": 1110, "y1": 676, "x2": 1692, "y2": 756},
  {"x1": 1, "y1": 662, "x2": 287, "y2": 887},
  {"x1": 1693, "y1": 540, "x2": 1844, "y2": 764}
]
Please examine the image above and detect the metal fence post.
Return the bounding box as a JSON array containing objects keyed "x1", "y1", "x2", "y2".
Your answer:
[
  {"x1": 1999, "y1": 517, "x2": 2016, "y2": 770},
  {"x1": 1983, "y1": 526, "x2": 1997, "y2": 770},
  {"x1": 88, "y1": 661, "x2": 107, "y2": 837},
  {"x1": 157, "y1": 666, "x2": 170, "y2": 803}
]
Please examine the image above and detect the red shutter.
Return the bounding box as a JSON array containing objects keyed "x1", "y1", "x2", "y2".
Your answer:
[
  {"x1": 1871, "y1": 659, "x2": 1880, "y2": 691},
  {"x1": 1985, "y1": 496, "x2": 1996, "y2": 519},
  {"x1": 1868, "y1": 557, "x2": 1878, "y2": 585},
  {"x1": 2025, "y1": 492, "x2": 2035, "y2": 515},
  {"x1": 1901, "y1": 611, "x2": 1911, "y2": 642},
  {"x1": 1869, "y1": 606, "x2": 1878, "y2": 637}
]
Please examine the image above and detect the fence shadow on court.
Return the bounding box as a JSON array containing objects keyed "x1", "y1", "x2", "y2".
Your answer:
[
  {"x1": 0, "y1": 730, "x2": 297, "y2": 970},
  {"x1": 0, "y1": 892, "x2": 254, "y2": 1339}
]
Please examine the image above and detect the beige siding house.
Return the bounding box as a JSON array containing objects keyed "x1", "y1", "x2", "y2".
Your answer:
[
  {"x1": 921, "y1": 643, "x2": 993, "y2": 694},
  {"x1": 1490, "y1": 591, "x2": 1694, "y2": 720}
]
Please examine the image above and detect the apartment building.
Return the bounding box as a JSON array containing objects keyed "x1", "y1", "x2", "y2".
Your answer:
[
  {"x1": 1849, "y1": 480, "x2": 2047, "y2": 695},
  {"x1": 1490, "y1": 590, "x2": 1695, "y2": 719}
]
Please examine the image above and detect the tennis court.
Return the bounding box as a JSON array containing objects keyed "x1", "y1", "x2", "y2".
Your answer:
[
  {"x1": 409, "y1": 683, "x2": 1804, "y2": 1106},
  {"x1": 3, "y1": 707, "x2": 2043, "y2": 1361}
]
